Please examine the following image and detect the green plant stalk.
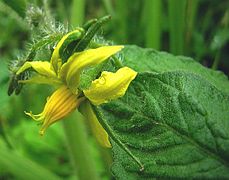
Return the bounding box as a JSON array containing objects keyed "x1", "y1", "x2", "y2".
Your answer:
[
  {"x1": 70, "y1": 0, "x2": 85, "y2": 26},
  {"x1": 98, "y1": 147, "x2": 112, "y2": 178},
  {"x1": 168, "y1": 0, "x2": 187, "y2": 55},
  {"x1": 0, "y1": 118, "x2": 12, "y2": 149},
  {"x1": 79, "y1": 101, "x2": 112, "y2": 178},
  {"x1": 115, "y1": 0, "x2": 128, "y2": 43},
  {"x1": 102, "y1": 0, "x2": 114, "y2": 16},
  {"x1": 43, "y1": 0, "x2": 52, "y2": 22},
  {"x1": 62, "y1": 111, "x2": 99, "y2": 180},
  {"x1": 212, "y1": 51, "x2": 221, "y2": 70},
  {"x1": 56, "y1": 0, "x2": 68, "y2": 22},
  {"x1": 185, "y1": 0, "x2": 199, "y2": 54},
  {"x1": 0, "y1": 145, "x2": 60, "y2": 180},
  {"x1": 144, "y1": 0, "x2": 162, "y2": 49}
]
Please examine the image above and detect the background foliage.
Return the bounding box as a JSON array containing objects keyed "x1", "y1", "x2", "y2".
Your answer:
[{"x1": 0, "y1": 0, "x2": 228, "y2": 179}]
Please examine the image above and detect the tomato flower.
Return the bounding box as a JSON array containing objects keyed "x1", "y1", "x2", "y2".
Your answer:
[{"x1": 17, "y1": 29, "x2": 137, "y2": 147}]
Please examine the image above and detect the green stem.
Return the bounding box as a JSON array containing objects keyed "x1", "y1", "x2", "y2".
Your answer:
[
  {"x1": 102, "y1": 0, "x2": 115, "y2": 16},
  {"x1": 212, "y1": 51, "x2": 221, "y2": 70},
  {"x1": 70, "y1": 0, "x2": 85, "y2": 27},
  {"x1": 56, "y1": 0, "x2": 68, "y2": 22},
  {"x1": 0, "y1": 118, "x2": 13, "y2": 149},
  {"x1": 115, "y1": 0, "x2": 128, "y2": 43},
  {"x1": 79, "y1": 101, "x2": 112, "y2": 178},
  {"x1": 92, "y1": 106, "x2": 144, "y2": 171},
  {"x1": 62, "y1": 111, "x2": 99, "y2": 180},
  {"x1": 0, "y1": 144, "x2": 60, "y2": 180},
  {"x1": 143, "y1": 0, "x2": 162, "y2": 49},
  {"x1": 43, "y1": 0, "x2": 52, "y2": 22},
  {"x1": 98, "y1": 147, "x2": 112, "y2": 178},
  {"x1": 185, "y1": 0, "x2": 199, "y2": 54},
  {"x1": 168, "y1": 0, "x2": 187, "y2": 55}
]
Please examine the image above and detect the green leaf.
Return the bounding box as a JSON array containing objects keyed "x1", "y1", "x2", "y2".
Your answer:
[
  {"x1": 122, "y1": 45, "x2": 229, "y2": 94},
  {"x1": 98, "y1": 72, "x2": 229, "y2": 179}
]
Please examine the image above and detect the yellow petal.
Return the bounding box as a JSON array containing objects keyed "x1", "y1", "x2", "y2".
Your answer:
[
  {"x1": 50, "y1": 28, "x2": 84, "y2": 73},
  {"x1": 25, "y1": 86, "x2": 81, "y2": 135},
  {"x1": 19, "y1": 75, "x2": 62, "y2": 86},
  {"x1": 80, "y1": 101, "x2": 111, "y2": 148},
  {"x1": 84, "y1": 67, "x2": 137, "y2": 105},
  {"x1": 60, "y1": 46, "x2": 124, "y2": 91},
  {"x1": 16, "y1": 61, "x2": 56, "y2": 78}
]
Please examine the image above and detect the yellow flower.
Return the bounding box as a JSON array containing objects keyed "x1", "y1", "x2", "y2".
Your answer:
[{"x1": 17, "y1": 29, "x2": 137, "y2": 147}]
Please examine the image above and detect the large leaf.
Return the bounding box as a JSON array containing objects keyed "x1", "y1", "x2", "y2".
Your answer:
[
  {"x1": 122, "y1": 45, "x2": 229, "y2": 94},
  {"x1": 97, "y1": 72, "x2": 229, "y2": 179}
]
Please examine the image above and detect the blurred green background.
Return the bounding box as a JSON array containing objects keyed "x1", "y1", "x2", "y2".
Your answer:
[{"x1": 0, "y1": 0, "x2": 228, "y2": 179}]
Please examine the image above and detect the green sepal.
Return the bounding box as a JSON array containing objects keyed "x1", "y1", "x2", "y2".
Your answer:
[
  {"x1": 8, "y1": 72, "x2": 28, "y2": 96},
  {"x1": 83, "y1": 18, "x2": 98, "y2": 30},
  {"x1": 73, "y1": 15, "x2": 111, "y2": 52},
  {"x1": 59, "y1": 28, "x2": 85, "y2": 63}
]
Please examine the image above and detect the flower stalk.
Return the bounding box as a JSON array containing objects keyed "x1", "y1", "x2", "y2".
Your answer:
[{"x1": 62, "y1": 111, "x2": 99, "y2": 180}]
